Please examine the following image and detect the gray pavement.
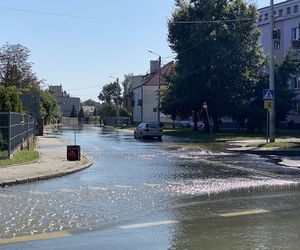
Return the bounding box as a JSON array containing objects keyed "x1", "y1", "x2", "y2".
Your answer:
[
  {"x1": 226, "y1": 138, "x2": 300, "y2": 168},
  {"x1": 0, "y1": 135, "x2": 93, "y2": 187}
]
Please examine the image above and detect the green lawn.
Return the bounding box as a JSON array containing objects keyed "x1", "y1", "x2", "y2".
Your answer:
[
  {"x1": 163, "y1": 127, "x2": 300, "y2": 144},
  {"x1": 0, "y1": 139, "x2": 39, "y2": 167},
  {"x1": 163, "y1": 128, "x2": 265, "y2": 142},
  {"x1": 252, "y1": 141, "x2": 300, "y2": 149}
]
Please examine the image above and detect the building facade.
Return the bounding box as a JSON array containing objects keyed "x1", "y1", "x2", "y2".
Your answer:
[
  {"x1": 49, "y1": 85, "x2": 80, "y2": 117},
  {"x1": 132, "y1": 61, "x2": 174, "y2": 124},
  {"x1": 258, "y1": 0, "x2": 300, "y2": 122}
]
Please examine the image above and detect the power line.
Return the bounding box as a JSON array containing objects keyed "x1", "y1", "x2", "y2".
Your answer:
[
  {"x1": 65, "y1": 85, "x2": 100, "y2": 91},
  {"x1": 0, "y1": 6, "x2": 160, "y2": 23}
]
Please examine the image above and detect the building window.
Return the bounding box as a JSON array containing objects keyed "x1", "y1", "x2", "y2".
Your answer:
[
  {"x1": 264, "y1": 13, "x2": 269, "y2": 20},
  {"x1": 292, "y1": 27, "x2": 300, "y2": 39},
  {"x1": 296, "y1": 101, "x2": 300, "y2": 114},
  {"x1": 278, "y1": 9, "x2": 283, "y2": 17},
  {"x1": 259, "y1": 15, "x2": 262, "y2": 22},
  {"x1": 291, "y1": 27, "x2": 300, "y2": 49},
  {"x1": 273, "y1": 29, "x2": 281, "y2": 49},
  {"x1": 291, "y1": 77, "x2": 300, "y2": 89},
  {"x1": 287, "y1": 7, "x2": 291, "y2": 15},
  {"x1": 294, "y1": 5, "x2": 298, "y2": 13},
  {"x1": 292, "y1": 100, "x2": 300, "y2": 114}
]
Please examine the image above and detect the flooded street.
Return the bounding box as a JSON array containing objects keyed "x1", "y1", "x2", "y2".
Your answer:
[{"x1": 1, "y1": 125, "x2": 300, "y2": 249}]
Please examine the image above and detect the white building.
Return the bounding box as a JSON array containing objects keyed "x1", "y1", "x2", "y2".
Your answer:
[
  {"x1": 258, "y1": 0, "x2": 300, "y2": 122},
  {"x1": 132, "y1": 61, "x2": 174, "y2": 124}
]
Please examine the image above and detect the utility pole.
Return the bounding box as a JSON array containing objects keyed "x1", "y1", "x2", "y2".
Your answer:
[
  {"x1": 269, "y1": 0, "x2": 276, "y2": 142},
  {"x1": 148, "y1": 50, "x2": 161, "y2": 123},
  {"x1": 157, "y1": 55, "x2": 161, "y2": 123},
  {"x1": 110, "y1": 76, "x2": 120, "y2": 126}
]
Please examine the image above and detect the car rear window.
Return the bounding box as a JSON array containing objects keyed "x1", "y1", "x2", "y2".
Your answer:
[{"x1": 148, "y1": 123, "x2": 160, "y2": 128}]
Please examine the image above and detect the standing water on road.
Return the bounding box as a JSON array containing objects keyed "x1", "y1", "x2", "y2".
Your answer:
[{"x1": 0, "y1": 125, "x2": 299, "y2": 241}]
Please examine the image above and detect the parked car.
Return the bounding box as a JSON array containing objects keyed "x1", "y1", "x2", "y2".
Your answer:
[
  {"x1": 134, "y1": 122, "x2": 163, "y2": 140},
  {"x1": 190, "y1": 121, "x2": 205, "y2": 128},
  {"x1": 172, "y1": 120, "x2": 204, "y2": 128}
]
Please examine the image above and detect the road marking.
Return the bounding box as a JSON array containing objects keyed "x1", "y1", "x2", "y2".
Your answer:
[
  {"x1": 114, "y1": 185, "x2": 134, "y2": 189},
  {"x1": 166, "y1": 181, "x2": 183, "y2": 185},
  {"x1": 89, "y1": 186, "x2": 107, "y2": 191},
  {"x1": 144, "y1": 183, "x2": 160, "y2": 187},
  {"x1": 0, "y1": 231, "x2": 71, "y2": 245},
  {"x1": 218, "y1": 209, "x2": 270, "y2": 217},
  {"x1": 118, "y1": 220, "x2": 178, "y2": 229},
  {"x1": 59, "y1": 188, "x2": 77, "y2": 193}
]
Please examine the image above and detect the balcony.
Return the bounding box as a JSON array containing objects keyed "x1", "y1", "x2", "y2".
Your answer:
[{"x1": 292, "y1": 39, "x2": 300, "y2": 49}]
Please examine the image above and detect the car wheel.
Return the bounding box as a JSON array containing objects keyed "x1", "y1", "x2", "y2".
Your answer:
[{"x1": 158, "y1": 136, "x2": 162, "y2": 140}]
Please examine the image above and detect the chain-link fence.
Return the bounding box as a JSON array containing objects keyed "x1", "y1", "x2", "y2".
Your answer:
[{"x1": 0, "y1": 112, "x2": 35, "y2": 159}]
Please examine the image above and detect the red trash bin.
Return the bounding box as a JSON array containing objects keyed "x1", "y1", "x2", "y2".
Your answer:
[{"x1": 67, "y1": 145, "x2": 81, "y2": 161}]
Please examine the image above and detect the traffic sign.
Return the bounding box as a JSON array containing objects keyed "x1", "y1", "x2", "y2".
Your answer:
[
  {"x1": 263, "y1": 89, "x2": 274, "y2": 100},
  {"x1": 264, "y1": 100, "x2": 273, "y2": 109}
]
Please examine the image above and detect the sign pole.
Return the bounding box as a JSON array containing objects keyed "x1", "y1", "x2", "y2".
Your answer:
[
  {"x1": 269, "y1": 0, "x2": 276, "y2": 142},
  {"x1": 266, "y1": 109, "x2": 270, "y2": 143}
]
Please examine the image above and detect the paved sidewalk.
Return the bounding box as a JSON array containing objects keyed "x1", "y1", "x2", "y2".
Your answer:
[
  {"x1": 0, "y1": 135, "x2": 93, "y2": 187},
  {"x1": 226, "y1": 138, "x2": 300, "y2": 168}
]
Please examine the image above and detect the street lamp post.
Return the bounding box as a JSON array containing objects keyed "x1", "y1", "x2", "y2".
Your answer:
[
  {"x1": 148, "y1": 50, "x2": 161, "y2": 123},
  {"x1": 110, "y1": 76, "x2": 120, "y2": 126}
]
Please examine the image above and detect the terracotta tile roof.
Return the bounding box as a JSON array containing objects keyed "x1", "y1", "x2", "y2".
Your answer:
[{"x1": 140, "y1": 61, "x2": 175, "y2": 87}]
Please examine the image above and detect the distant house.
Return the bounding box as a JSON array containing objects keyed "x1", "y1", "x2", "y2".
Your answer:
[
  {"x1": 82, "y1": 105, "x2": 95, "y2": 116},
  {"x1": 49, "y1": 85, "x2": 80, "y2": 117},
  {"x1": 132, "y1": 61, "x2": 174, "y2": 124}
]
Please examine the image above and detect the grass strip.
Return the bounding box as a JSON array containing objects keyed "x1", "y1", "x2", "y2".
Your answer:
[{"x1": 0, "y1": 139, "x2": 39, "y2": 167}]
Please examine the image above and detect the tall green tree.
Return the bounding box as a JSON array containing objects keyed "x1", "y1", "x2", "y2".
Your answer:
[
  {"x1": 40, "y1": 90, "x2": 60, "y2": 124},
  {"x1": 122, "y1": 74, "x2": 133, "y2": 114},
  {"x1": 163, "y1": 0, "x2": 264, "y2": 131},
  {"x1": 98, "y1": 81, "x2": 121, "y2": 104},
  {"x1": 70, "y1": 104, "x2": 78, "y2": 117}
]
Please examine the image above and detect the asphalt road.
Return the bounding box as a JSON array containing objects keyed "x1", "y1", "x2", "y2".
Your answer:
[{"x1": 1, "y1": 125, "x2": 300, "y2": 249}]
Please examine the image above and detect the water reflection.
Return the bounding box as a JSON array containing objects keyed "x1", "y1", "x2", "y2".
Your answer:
[{"x1": 1, "y1": 125, "x2": 300, "y2": 244}]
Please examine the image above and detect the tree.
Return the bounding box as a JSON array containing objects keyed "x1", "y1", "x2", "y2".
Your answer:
[
  {"x1": 40, "y1": 90, "x2": 60, "y2": 124},
  {"x1": 0, "y1": 85, "x2": 23, "y2": 112},
  {"x1": 163, "y1": 0, "x2": 264, "y2": 131},
  {"x1": 122, "y1": 74, "x2": 133, "y2": 114},
  {"x1": 82, "y1": 99, "x2": 97, "y2": 106},
  {"x1": 78, "y1": 107, "x2": 85, "y2": 122},
  {"x1": 244, "y1": 51, "x2": 299, "y2": 131},
  {"x1": 98, "y1": 81, "x2": 121, "y2": 104},
  {"x1": 0, "y1": 43, "x2": 40, "y2": 91},
  {"x1": 70, "y1": 104, "x2": 78, "y2": 117},
  {"x1": 98, "y1": 103, "x2": 116, "y2": 117}
]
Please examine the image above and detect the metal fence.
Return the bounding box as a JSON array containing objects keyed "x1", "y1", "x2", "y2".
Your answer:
[{"x1": 0, "y1": 112, "x2": 35, "y2": 159}]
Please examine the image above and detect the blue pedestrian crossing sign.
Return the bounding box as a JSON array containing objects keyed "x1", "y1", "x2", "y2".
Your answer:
[{"x1": 263, "y1": 89, "x2": 275, "y2": 100}]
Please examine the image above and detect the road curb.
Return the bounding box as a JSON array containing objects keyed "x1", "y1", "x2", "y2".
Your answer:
[
  {"x1": 227, "y1": 147, "x2": 300, "y2": 156},
  {"x1": 0, "y1": 154, "x2": 94, "y2": 188}
]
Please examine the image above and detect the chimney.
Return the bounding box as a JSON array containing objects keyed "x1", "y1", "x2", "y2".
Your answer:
[{"x1": 150, "y1": 60, "x2": 159, "y2": 74}]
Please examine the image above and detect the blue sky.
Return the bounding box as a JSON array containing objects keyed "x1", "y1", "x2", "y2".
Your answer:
[{"x1": 0, "y1": 0, "x2": 284, "y2": 101}]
